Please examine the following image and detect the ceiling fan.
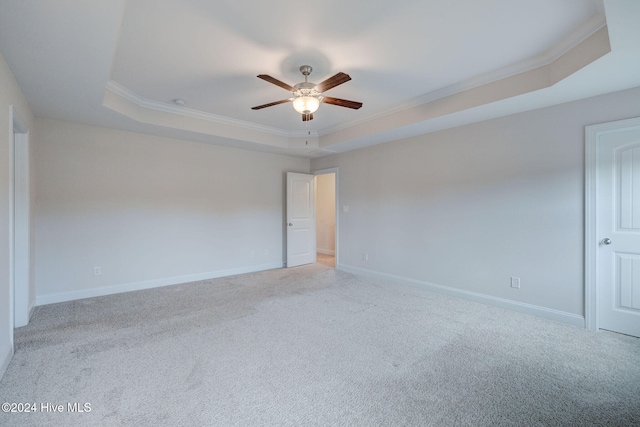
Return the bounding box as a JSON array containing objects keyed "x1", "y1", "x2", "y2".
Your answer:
[{"x1": 251, "y1": 65, "x2": 363, "y2": 121}]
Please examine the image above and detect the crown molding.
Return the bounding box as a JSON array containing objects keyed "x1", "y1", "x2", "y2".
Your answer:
[
  {"x1": 318, "y1": 14, "x2": 607, "y2": 137},
  {"x1": 105, "y1": 80, "x2": 318, "y2": 139}
]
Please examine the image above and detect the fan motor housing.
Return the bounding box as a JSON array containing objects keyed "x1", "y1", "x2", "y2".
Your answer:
[{"x1": 294, "y1": 82, "x2": 316, "y2": 90}]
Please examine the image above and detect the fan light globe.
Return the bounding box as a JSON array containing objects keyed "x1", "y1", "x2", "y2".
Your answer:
[{"x1": 292, "y1": 96, "x2": 320, "y2": 114}]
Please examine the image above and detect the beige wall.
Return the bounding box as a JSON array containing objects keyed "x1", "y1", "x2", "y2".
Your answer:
[
  {"x1": 316, "y1": 173, "x2": 335, "y2": 255},
  {"x1": 34, "y1": 118, "x2": 309, "y2": 303},
  {"x1": 0, "y1": 51, "x2": 35, "y2": 377},
  {"x1": 312, "y1": 85, "x2": 640, "y2": 322}
]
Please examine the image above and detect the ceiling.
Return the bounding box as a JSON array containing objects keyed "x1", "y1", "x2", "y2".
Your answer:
[{"x1": 1, "y1": 0, "x2": 639, "y2": 158}]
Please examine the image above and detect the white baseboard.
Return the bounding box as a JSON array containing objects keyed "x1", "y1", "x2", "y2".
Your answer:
[
  {"x1": 317, "y1": 248, "x2": 335, "y2": 256},
  {"x1": 28, "y1": 298, "x2": 36, "y2": 321},
  {"x1": 338, "y1": 264, "x2": 585, "y2": 328},
  {"x1": 0, "y1": 341, "x2": 13, "y2": 381},
  {"x1": 36, "y1": 262, "x2": 283, "y2": 307}
]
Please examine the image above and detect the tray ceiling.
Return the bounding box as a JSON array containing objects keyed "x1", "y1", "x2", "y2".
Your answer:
[{"x1": 1, "y1": 0, "x2": 639, "y2": 157}]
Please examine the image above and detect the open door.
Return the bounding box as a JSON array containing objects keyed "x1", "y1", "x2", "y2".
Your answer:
[{"x1": 286, "y1": 172, "x2": 316, "y2": 267}]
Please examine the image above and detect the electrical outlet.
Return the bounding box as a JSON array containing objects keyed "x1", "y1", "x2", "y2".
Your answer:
[
  {"x1": 93, "y1": 266, "x2": 101, "y2": 276},
  {"x1": 511, "y1": 277, "x2": 520, "y2": 288},
  {"x1": 363, "y1": 253, "x2": 369, "y2": 262},
  {"x1": 250, "y1": 251, "x2": 255, "y2": 258}
]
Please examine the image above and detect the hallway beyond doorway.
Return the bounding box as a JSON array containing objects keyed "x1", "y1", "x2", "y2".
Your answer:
[{"x1": 317, "y1": 253, "x2": 335, "y2": 268}]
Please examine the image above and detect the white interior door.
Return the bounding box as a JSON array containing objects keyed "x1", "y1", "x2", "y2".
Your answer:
[
  {"x1": 596, "y1": 124, "x2": 640, "y2": 337},
  {"x1": 286, "y1": 172, "x2": 316, "y2": 267}
]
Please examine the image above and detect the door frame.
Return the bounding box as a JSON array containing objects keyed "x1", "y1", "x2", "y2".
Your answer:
[
  {"x1": 10, "y1": 106, "x2": 31, "y2": 334},
  {"x1": 312, "y1": 167, "x2": 339, "y2": 268},
  {"x1": 585, "y1": 116, "x2": 640, "y2": 332}
]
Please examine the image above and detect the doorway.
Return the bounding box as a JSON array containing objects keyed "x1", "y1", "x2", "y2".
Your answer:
[
  {"x1": 314, "y1": 169, "x2": 337, "y2": 268},
  {"x1": 10, "y1": 106, "x2": 31, "y2": 332}
]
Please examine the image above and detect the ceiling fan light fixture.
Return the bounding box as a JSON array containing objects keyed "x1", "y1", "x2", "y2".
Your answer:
[
  {"x1": 292, "y1": 95, "x2": 320, "y2": 114},
  {"x1": 253, "y1": 65, "x2": 361, "y2": 121}
]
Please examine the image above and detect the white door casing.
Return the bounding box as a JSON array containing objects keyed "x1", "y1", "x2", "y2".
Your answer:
[
  {"x1": 286, "y1": 172, "x2": 316, "y2": 267},
  {"x1": 586, "y1": 117, "x2": 640, "y2": 337}
]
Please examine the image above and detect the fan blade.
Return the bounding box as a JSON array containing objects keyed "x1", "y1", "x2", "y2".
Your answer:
[
  {"x1": 302, "y1": 113, "x2": 314, "y2": 121},
  {"x1": 251, "y1": 99, "x2": 292, "y2": 110},
  {"x1": 322, "y1": 97, "x2": 362, "y2": 110},
  {"x1": 257, "y1": 75, "x2": 295, "y2": 92},
  {"x1": 314, "y1": 72, "x2": 351, "y2": 93}
]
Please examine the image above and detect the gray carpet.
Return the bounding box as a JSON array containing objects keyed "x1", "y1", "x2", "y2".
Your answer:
[{"x1": 1, "y1": 263, "x2": 639, "y2": 426}]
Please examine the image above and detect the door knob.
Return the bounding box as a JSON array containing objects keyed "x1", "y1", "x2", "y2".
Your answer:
[
  {"x1": 601, "y1": 238, "x2": 612, "y2": 245},
  {"x1": 288, "y1": 222, "x2": 293, "y2": 226}
]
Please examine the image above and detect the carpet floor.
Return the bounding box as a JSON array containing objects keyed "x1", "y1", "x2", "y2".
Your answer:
[{"x1": 1, "y1": 263, "x2": 639, "y2": 426}]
